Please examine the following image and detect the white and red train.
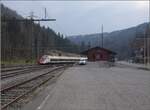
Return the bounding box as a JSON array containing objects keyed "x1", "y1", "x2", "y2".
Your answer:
[{"x1": 38, "y1": 55, "x2": 87, "y2": 65}]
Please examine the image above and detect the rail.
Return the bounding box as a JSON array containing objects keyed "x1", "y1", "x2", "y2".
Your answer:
[
  {"x1": 1, "y1": 65, "x2": 51, "y2": 79},
  {"x1": 1, "y1": 66, "x2": 67, "y2": 110}
]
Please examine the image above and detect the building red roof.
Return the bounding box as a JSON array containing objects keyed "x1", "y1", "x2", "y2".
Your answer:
[{"x1": 81, "y1": 46, "x2": 117, "y2": 55}]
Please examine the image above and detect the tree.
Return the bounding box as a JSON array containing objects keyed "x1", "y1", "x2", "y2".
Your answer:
[
  {"x1": 80, "y1": 41, "x2": 86, "y2": 52},
  {"x1": 88, "y1": 41, "x2": 91, "y2": 49}
]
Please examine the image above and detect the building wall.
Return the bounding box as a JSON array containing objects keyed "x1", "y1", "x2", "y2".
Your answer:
[{"x1": 87, "y1": 48, "x2": 110, "y2": 61}]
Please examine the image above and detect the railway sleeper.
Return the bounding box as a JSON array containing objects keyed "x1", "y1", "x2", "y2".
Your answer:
[
  {"x1": 2, "y1": 90, "x2": 28, "y2": 95},
  {"x1": 1, "y1": 66, "x2": 65, "y2": 109}
]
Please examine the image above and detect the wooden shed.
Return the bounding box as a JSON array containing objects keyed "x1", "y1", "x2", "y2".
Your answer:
[{"x1": 81, "y1": 46, "x2": 116, "y2": 61}]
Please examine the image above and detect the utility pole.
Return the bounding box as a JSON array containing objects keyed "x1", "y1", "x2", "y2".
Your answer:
[
  {"x1": 143, "y1": 24, "x2": 150, "y2": 67},
  {"x1": 28, "y1": 11, "x2": 36, "y2": 60},
  {"x1": 145, "y1": 0, "x2": 150, "y2": 68},
  {"x1": 148, "y1": 0, "x2": 150, "y2": 67},
  {"x1": 101, "y1": 24, "x2": 104, "y2": 48},
  {"x1": 144, "y1": 30, "x2": 146, "y2": 65},
  {"x1": 45, "y1": 8, "x2": 47, "y2": 19}
]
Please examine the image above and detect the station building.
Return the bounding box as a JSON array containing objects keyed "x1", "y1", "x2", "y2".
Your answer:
[{"x1": 81, "y1": 46, "x2": 116, "y2": 62}]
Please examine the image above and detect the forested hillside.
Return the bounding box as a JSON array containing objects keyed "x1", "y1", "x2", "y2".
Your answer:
[
  {"x1": 68, "y1": 23, "x2": 149, "y2": 60},
  {"x1": 1, "y1": 4, "x2": 79, "y2": 63}
]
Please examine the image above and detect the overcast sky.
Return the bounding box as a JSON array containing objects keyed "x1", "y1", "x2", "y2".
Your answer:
[{"x1": 2, "y1": 1, "x2": 149, "y2": 36}]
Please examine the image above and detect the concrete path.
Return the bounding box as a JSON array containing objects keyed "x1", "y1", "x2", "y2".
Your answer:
[
  {"x1": 23, "y1": 62, "x2": 150, "y2": 110},
  {"x1": 117, "y1": 61, "x2": 150, "y2": 70}
]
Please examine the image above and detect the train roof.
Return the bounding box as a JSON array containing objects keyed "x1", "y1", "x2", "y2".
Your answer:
[{"x1": 43, "y1": 55, "x2": 87, "y2": 59}]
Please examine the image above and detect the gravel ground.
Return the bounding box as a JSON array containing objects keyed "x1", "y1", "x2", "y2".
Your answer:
[{"x1": 1, "y1": 67, "x2": 55, "y2": 90}]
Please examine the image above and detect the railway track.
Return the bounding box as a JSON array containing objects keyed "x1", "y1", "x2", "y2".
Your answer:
[
  {"x1": 1, "y1": 64, "x2": 50, "y2": 73},
  {"x1": 1, "y1": 64, "x2": 35, "y2": 71},
  {"x1": 1, "y1": 66, "x2": 67, "y2": 110},
  {"x1": 1, "y1": 65, "x2": 52, "y2": 79}
]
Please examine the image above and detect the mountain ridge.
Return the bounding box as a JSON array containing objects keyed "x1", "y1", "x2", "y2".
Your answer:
[{"x1": 68, "y1": 22, "x2": 149, "y2": 60}]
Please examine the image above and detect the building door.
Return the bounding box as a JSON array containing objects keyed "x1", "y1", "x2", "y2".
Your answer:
[
  {"x1": 92, "y1": 54, "x2": 95, "y2": 61},
  {"x1": 100, "y1": 54, "x2": 103, "y2": 60},
  {"x1": 96, "y1": 54, "x2": 101, "y2": 60}
]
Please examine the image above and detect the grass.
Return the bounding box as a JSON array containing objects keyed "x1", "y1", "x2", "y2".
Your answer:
[{"x1": 1, "y1": 59, "x2": 37, "y2": 66}]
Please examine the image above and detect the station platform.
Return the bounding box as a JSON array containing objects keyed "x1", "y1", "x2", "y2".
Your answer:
[{"x1": 23, "y1": 62, "x2": 150, "y2": 110}]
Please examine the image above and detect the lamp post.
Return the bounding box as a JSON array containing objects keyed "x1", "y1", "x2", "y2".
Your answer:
[{"x1": 147, "y1": 0, "x2": 150, "y2": 68}]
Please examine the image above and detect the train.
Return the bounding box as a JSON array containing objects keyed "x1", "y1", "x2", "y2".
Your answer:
[{"x1": 38, "y1": 55, "x2": 87, "y2": 65}]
